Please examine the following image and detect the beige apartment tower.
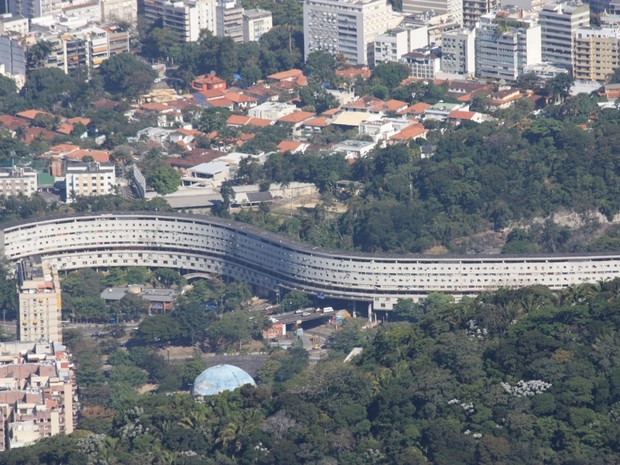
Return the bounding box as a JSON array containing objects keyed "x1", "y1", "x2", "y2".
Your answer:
[
  {"x1": 573, "y1": 26, "x2": 620, "y2": 82},
  {"x1": 17, "y1": 256, "x2": 62, "y2": 343}
]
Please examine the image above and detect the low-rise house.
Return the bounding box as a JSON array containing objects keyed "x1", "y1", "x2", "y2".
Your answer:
[
  {"x1": 226, "y1": 114, "x2": 273, "y2": 128},
  {"x1": 276, "y1": 111, "x2": 316, "y2": 133},
  {"x1": 101, "y1": 286, "x2": 178, "y2": 313},
  {"x1": 248, "y1": 102, "x2": 298, "y2": 120},
  {"x1": 277, "y1": 140, "x2": 309, "y2": 154},
  {"x1": 447, "y1": 109, "x2": 485, "y2": 124},
  {"x1": 332, "y1": 140, "x2": 376, "y2": 160},
  {"x1": 331, "y1": 111, "x2": 372, "y2": 129},
  {"x1": 389, "y1": 123, "x2": 428, "y2": 143},
  {"x1": 424, "y1": 102, "x2": 466, "y2": 121},
  {"x1": 300, "y1": 116, "x2": 330, "y2": 135},
  {"x1": 398, "y1": 102, "x2": 432, "y2": 117},
  {"x1": 488, "y1": 88, "x2": 524, "y2": 110},
  {"x1": 191, "y1": 74, "x2": 227, "y2": 93}
]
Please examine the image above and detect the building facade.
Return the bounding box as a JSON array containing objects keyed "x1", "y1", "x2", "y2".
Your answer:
[
  {"x1": 573, "y1": 26, "x2": 620, "y2": 82},
  {"x1": 303, "y1": 0, "x2": 401, "y2": 66},
  {"x1": 402, "y1": 0, "x2": 462, "y2": 25},
  {"x1": 242, "y1": 8, "x2": 272, "y2": 42},
  {"x1": 475, "y1": 11, "x2": 542, "y2": 81},
  {"x1": 16, "y1": 256, "x2": 62, "y2": 343},
  {"x1": 539, "y1": 1, "x2": 590, "y2": 73},
  {"x1": 64, "y1": 162, "x2": 116, "y2": 203},
  {"x1": 100, "y1": 0, "x2": 138, "y2": 27},
  {"x1": 440, "y1": 27, "x2": 476, "y2": 76},
  {"x1": 463, "y1": 0, "x2": 499, "y2": 28},
  {"x1": 8, "y1": 214, "x2": 620, "y2": 312},
  {"x1": 216, "y1": 0, "x2": 243, "y2": 43},
  {"x1": 7, "y1": 0, "x2": 60, "y2": 18},
  {"x1": 401, "y1": 47, "x2": 441, "y2": 79},
  {"x1": 144, "y1": 0, "x2": 217, "y2": 42},
  {"x1": 0, "y1": 168, "x2": 37, "y2": 197},
  {"x1": 373, "y1": 25, "x2": 428, "y2": 66}
]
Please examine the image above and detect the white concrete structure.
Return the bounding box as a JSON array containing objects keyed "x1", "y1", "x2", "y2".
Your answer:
[
  {"x1": 0, "y1": 168, "x2": 37, "y2": 197},
  {"x1": 0, "y1": 13, "x2": 29, "y2": 35},
  {"x1": 475, "y1": 10, "x2": 542, "y2": 81},
  {"x1": 303, "y1": 0, "x2": 402, "y2": 66},
  {"x1": 440, "y1": 27, "x2": 476, "y2": 76},
  {"x1": 144, "y1": 0, "x2": 217, "y2": 42},
  {"x1": 248, "y1": 102, "x2": 298, "y2": 120},
  {"x1": 242, "y1": 8, "x2": 272, "y2": 42},
  {"x1": 373, "y1": 25, "x2": 428, "y2": 66},
  {"x1": 523, "y1": 61, "x2": 569, "y2": 79},
  {"x1": 6, "y1": 214, "x2": 620, "y2": 311},
  {"x1": 539, "y1": 1, "x2": 590, "y2": 73},
  {"x1": 401, "y1": 47, "x2": 441, "y2": 79},
  {"x1": 101, "y1": 0, "x2": 138, "y2": 27},
  {"x1": 402, "y1": 0, "x2": 462, "y2": 25},
  {"x1": 16, "y1": 256, "x2": 62, "y2": 342},
  {"x1": 64, "y1": 162, "x2": 116, "y2": 203}
]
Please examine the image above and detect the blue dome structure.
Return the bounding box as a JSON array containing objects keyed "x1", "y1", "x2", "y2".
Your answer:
[{"x1": 191, "y1": 364, "x2": 256, "y2": 396}]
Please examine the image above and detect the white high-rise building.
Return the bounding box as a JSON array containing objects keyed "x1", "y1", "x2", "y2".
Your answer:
[
  {"x1": 440, "y1": 27, "x2": 476, "y2": 76},
  {"x1": 463, "y1": 0, "x2": 499, "y2": 28},
  {"x1": 101, "y1": 0, "x2": 138, "y2": 28},
  {"x1": 539, "y1": 1, "x2": 590, "y2": 73},
  {"x1": 475, "y1": 10, "x2": 541, "y2": 81},
  {"x1": 402, "y1": 0, "x2": 462, "y2": 26},
  {"x1": 144, "y1": 0, "x2": 217, "y2": 42},
  {"x1": 304, "y1": 0, "x2": 402, "y2": 66},
  {"x1": 8, "y1": 0, "x2": 60, "y2": 18}
]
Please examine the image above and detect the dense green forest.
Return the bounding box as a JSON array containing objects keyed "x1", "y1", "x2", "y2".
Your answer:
[{"x1": 5, "y1": 281, "x2": 620, "y2": 464}]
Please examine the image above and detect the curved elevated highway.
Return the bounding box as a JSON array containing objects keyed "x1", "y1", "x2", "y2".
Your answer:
[{"x1": 3, "y1": 213, "x2": 620, "y2": 310}]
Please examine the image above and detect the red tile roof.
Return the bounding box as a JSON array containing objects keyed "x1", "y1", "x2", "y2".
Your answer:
[
  {"x1": 0, "y1": 115, "x2": 29, "y2": 131},
  {"x1": 391, "y1": 124, "x2": 428, "y2": 141},
  {"x1": 448, "y1": 110, "x2": 476, "y2": 120},
  {"x1": 277, "y1": 140, "x2": 305, "y2": 153},
  {"x1": 268, "y1": 69, "x2": 304, "y2": 81},
  {"x1": 398, "y1": 102, "x2": 432, "y2": 115},
  {"x1": 303, "y1": 116, "x2": 329, "y2": 127},
  {"x1": 277, "y1": 111, "x2": 315, "y2": 124},
  {"x1": 16, "y1": 109, "x2": 48, "y2": 120},
  {"x1": 227, "y1": 115, "x2": 251, "y2": 126}
]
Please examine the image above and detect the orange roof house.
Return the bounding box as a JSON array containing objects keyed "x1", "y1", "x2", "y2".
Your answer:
[
  {"x1": 398, "y1": 102, "x2": 432, "y2": 116},
  {"x1": 277, "y1": 111, "x2": 316, "y2": 125},
  {"x1": 267, "y1": 69, "x2": 304, "y2": 81},
  {"x1": 16, "y1": 109, "x2": 49, "y2": 120},
  {"x1": 191, "y1": 74, "x2": 227, "y2": 92},
  {"x1": 277, "y1": 140, "x2": 309, "y2": 154},
  {"x1": 336, "y1": 67, "x2": 371, "y2": 81},
  {"x1": 389, "y1": 124, "x2": 428, "y2": 143}
]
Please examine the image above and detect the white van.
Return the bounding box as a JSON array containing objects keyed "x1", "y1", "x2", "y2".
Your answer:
[{"x1": 323, "y1": 307, "x2": 334, "y2": 313}]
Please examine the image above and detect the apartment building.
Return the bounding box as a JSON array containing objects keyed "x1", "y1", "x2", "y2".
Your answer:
[
  {"x1": 539, "y1": 1, "x2": 590, "y2": 73},
  {"x1": 16, "y1": 256, "x2": 62, "y2": 343},
  {"x1": 304, "y1": 0, "x2": 401, "y2": 66},
  {"x1": 64, "y1": 162, "x2": 116, "y2": 203},
  {"x1": 440, "y1": 27, "x2": 476, "y2": 76},
  {"x1": 573, "y1": 26, "x2": 620, "y2": 82},
  {"x1": 0, "y1": 341, "x2": 75, "y2": 451},
  {"x1": 475, "y1": 10, "x2": 542, "y2": 81},
  {"x1": 0, "y1": 35, "x2": 25, "y2": 80},
  {"x1": 242, "y1": 8, "x2": 272, "y2": 42},
  {"x1": 0, "y1": 13, "x2": 28, "y2": 35},
  {"x1": 105, "y1": 25, "x2": 130, "y2": 56},
  {"x1": 216, "y1": 0, "x2": 243, "y2": 43},
  {"x1": 7, "y1": 0, "x2": 60, "y2": 18},
  {"x1": 0, "y1": 168, "x2": 37, "y2": 197},
  {"x1": 144, "y1": 0, "x2": 217, "y2": 42},
  {"x1": 463, "y1": 0, "x2": 499, "y2": 28},
  {"x1": 373, "y1": 24, "x2": 428, "y2": 66},
  {"x1": 401, "y1": 46, "x2": 441, "y2": 79},
  {"x1": 100, "y1": 0, "x2": 138, "y2": 27},
  {"x1": 402, "y1": 0, "x2": 462, "y2": 25}
]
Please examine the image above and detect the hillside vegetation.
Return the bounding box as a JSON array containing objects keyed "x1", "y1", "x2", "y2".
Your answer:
[{"x1": 5, "y1": 281, "x2": 620, "y2": 464}]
